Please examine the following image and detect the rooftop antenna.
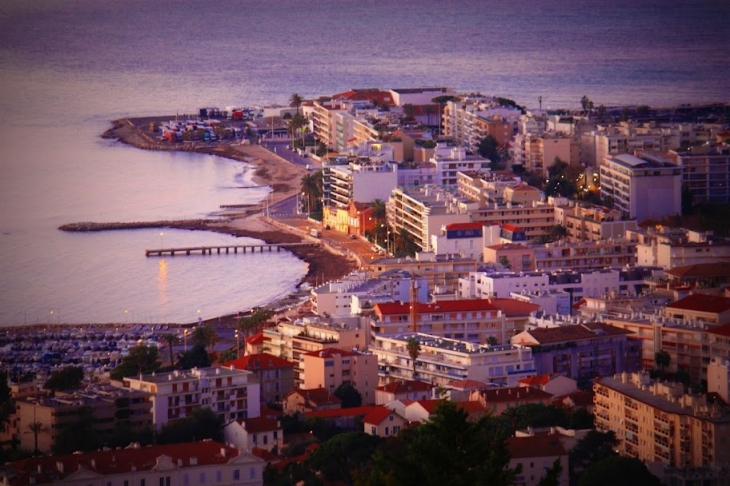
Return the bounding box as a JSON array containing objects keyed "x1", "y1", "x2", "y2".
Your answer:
[{"x1": 538, "y1": 96, "x2": 543, "y2": 110}]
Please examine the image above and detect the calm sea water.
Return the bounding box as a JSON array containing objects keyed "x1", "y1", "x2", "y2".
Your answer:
[{"x1": 0, "y1": 0, "x2": 728, "y2": 325}]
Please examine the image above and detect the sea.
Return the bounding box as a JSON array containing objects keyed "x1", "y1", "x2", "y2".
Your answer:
[{"x1": 0, "y1": 0, "x2": 728, "y2": 326}]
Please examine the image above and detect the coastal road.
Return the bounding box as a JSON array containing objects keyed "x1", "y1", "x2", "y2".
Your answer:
[{"x1": 259, "y1": 140, "x2": 321, "y2": 171}]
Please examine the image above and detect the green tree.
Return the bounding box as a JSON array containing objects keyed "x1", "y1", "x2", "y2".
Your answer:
[
  {"x1": 364, "y1": 401, "x2": 519, "y2": 486},
  {"x1": 498, "y1": 256, "x2": 512, "y2": 269},
  {"x1": 178, "y1": 344, "x2": 211, "y2": 370},
  {"x1": 431, "y1": 95, "x2": 460, "y2": 135},
  {"x1": 486, "y1": 336, "x2": 499, "y2": 346},
  {"x1": 539, "y1": 458, "x2": 563, "y2": 486},
  {"x1": 192, "y1": 324, "x2": 218, "y2": 354},
  {"x1": 44, "y1": 366, "x2": 84, "y2": 391},
  {"x1": 655, "y1": 350, "x2": 671, "y2": 374},
  {"x1": 305, "y1": 432, "x2": 381, "y2": 483},
  {"x1": 578, "y1": 456, "x2": 660, "y2": 486},
  {"x1": 334, "y1": 382, "x2": 363, "y2": 408},
  {"x1": 567, "y1": 407, "x2": 594, "y2": 429},
  {"x1": 27, "y1": 421, "x2": 44, "y2": 456},
  {"x1": 0, "y1": 371, "x2": 12, "y2": 435},
  {"x1": 406, "y1": 337, "x2": 421, "y2": 379},
  {"x1": 289, "y1": 93, "x2": 304, "y2": 115},
  {"x1": 596, "y1": 104, "x2": 607, "y2": 121},
  {"x1": 300, "y1": 171, "x2": 323, "y2": 215},
  {"x1": 160, "y1": 333, "x2": 180, "y2": 367},
  {"x1": 52, "y1": 407, "x2": 102, "y2": 454},
  {"x1": 621, "y1": 106, "x2": 631, "y2": 122},
  {"x1": 110, "y1": 345, "x2": 161, "y2": 380},
  {"x1": 156, "y1": 407, "x2": 224, "y2": 444},
  {"x1": 580, "y1": 96, "x2": 594, "y2": 113},
  {"x1": 569, "y1": 430, "x2": 618, "y2": 486},
  {"x1": 478, "y1": 134, "x2": 501, "y2": 167}
]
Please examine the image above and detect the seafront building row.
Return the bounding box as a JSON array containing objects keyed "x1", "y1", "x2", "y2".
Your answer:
[{"x1": 2, "y1": 88, "x2": 730, "y2": 486}]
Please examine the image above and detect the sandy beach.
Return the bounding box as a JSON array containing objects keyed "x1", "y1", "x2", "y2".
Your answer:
[{"x1": 60, "y1": 118, "x2": 360, "y2": 328}]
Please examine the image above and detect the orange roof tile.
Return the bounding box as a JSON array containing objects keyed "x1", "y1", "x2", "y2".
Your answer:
[
  {"x1": 374, "y1": 299, "x2": 497, "y2": 316},
  {"x1": 507, "y1": 435, "x2": 567, "y2": 459},
  {"x1": 488, "y1": 298, "x2": 540, "y2": 317},
  {"x1": 376, "y1": 380, "x2": 433, "y2": 394},
  {"x1": 447, "y1": 379, "x2": 487, "y2": 390},
  {"x1": 303, "y1": 348, "x2": 356, "y2": 359},
  {"x1": 304, "y1": 405, "x2": 376, "y2": 419},
  {"x1": 223, "y1": 353, "x2": 294, "y2": 371},
  {"x1": 362, "y1": 406, "x2": 396, "y2": 425},
  {"x1": 518, "y1": 374, "x2": 552, "y2": 386},
  {"x1": 3, "y1": 441, "x2": 239, "y2": 483},
  {"x1": 666, "y1": 293, "x2": 730, "y2": 314},
  {"x1": 241, "y1": 416, "x2": 281, "y2": 433},
  {"x1": 478, "y1": 386, "x2": 552, "y2": 403}
]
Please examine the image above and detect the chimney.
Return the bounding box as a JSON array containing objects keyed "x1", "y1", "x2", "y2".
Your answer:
[
  {"x1": 190, "y1": 456, "x2": 198, "y2": 466},
  {"x1": 220, "y1": 447, "x2": 227, "y2": 457},
  {"x1": 56, "y1": 462, "x2": 64, "y2": 473}
]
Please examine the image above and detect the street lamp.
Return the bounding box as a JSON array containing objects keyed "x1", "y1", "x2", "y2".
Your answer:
[
  {"x1": 197, "y1": 309, "x2": 202, "y2": 326},
  {"x1": 235, "y1": 330, "x2": 240, "y2": 359},
  {"x1": 160, "y1": 232, "x2": 164, "y2": 249},
  {"x1": 124, "y1": 309, "x2": 128, "y2": 325},
  {"x1": 184, "y1": 329, "x2": 188, "y2": 352}
]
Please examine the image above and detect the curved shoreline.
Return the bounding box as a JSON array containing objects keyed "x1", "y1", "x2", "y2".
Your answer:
[{"x1": 51, "y1": 118, "x2": 358, "y2": 326}]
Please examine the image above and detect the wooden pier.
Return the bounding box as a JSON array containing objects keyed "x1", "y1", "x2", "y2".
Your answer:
[{"x1": 145, "y1": 242, "x2": 317, "y2": 257}]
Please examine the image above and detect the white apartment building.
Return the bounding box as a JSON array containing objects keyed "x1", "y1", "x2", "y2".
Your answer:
[
  {"x1": 511, "y1": 132, "x2": 578, "y2": 175},
  {"x1": 554, "y1": 203, "x2": 637, "y2": 242},
  {"x1": 430, "y1": 221, "x2": 485, "y2": 260},
  {"x1": 0, "y1": 442, "x2": 265, "y2": 486},
  {"x1": 707, "y1": 357, "x2": 730, "y2": 404},
  {"x1": 599, "y1": 153, "x2": 682, "y2": 221},
  {"x1": 322, "y1": 156, "x2": 397, "y2": 209},
  {"x1": 310, "y1": 269, "x2": 429, "y2": 318},
  {"x1": 371, "y1": 299, "x2": 517, "y2": 345},
  {"x1": 429, "y1": 144, "x2": 491, "y2": 186},
  {"x1": 581, "y1": 121, "x2": 724, "y2": 167},
  {"x1": 387, "y1": 185, "x2": 471, "y2": 251},
  {"x1": 667, "y1": 145, "x2": 730, "y2": 204},
  {"x1": 629, "y1": 227, "x2": 730, "y2": 269},
  {"x1": 371, "y1": 332, "x2": 536, "y2": 387},
  {"x1": 123, "y1": 367, "x2": 261, "y2": 429},
  {"x1": 442, "y1": 97, "x2": 521, "y2": 152},
  {"x1": 458, "y1": 266, "x2": 660, "y2": 305},
  {"x1": 387, "y1": 87, "x2": 453, "y2": 106}
]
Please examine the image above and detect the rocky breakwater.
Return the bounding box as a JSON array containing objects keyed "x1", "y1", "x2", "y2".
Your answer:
[{"x1": 59, "y1": 219, "x2": 221, "y2": 232}]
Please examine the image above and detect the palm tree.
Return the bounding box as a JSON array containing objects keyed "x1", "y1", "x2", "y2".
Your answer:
[
  {"x1": 300, "y1": 171, "x2": 322, "y2": 215},
  {"x1": 406, "y1": 337, "x2": 421, "y2": 379},
  {"x1": 655, "y1": 350, "x2": 671, "y2": 375},
  {"x1": 27, "y1": 421, "x2": 44, "y2": 456},
  {"x1": 371, "y1": 198, "x2": 387, "y2": 247},
  {"x1": 160, "y1": 333, "x2": 180, "y2": 367},
  {"x1": 289, "y1": 93, "x2": 304, "y2": 115}
]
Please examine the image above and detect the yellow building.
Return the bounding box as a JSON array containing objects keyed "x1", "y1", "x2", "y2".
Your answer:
[
  {"x1": 301, "y1": 348, "x2": 379, "y2": 405},
  {"x1": 594, "y1": 372, "x2": 730, "y2": 468}
]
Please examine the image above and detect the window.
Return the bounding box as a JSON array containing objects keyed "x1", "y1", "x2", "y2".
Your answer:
[
  {"x1": 250, "y1": 468, "x2": 257, "y2": 480},
  {"x1": 233, "y1": 470, "x2": 240, "y2": 480},
  {"x1": 183, "y1": 475, "x2": 189, "y2": 485},
  {"x1": 216, "y1": 471, "x2": 222, "y2": 482},
  {"x1": 200, "y1": 473, "x2": 206, "y2": 484},
  {"x1": 140, "y1": 481, "x2": 145, "y2": 486}
]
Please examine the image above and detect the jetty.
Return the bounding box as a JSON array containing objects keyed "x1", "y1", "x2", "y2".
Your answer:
[{"x1": 145, "y1": 242, "x2": 318, "y2": 257}]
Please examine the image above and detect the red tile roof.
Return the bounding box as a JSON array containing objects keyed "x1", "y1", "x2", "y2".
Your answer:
[
  {"x1": 374, "y1": 299, "x2": 497, "y2": 316},
  {"x1": 518, "y1": 374, "x2": 552, "y2": 386},
  {"x1": 478, "y1": 386, "x2": 553, "y2": 403},
  {"x1": 488, "y1": 298, "x2": 541, "y2": 317},
  {"x1": 509, "y1": 183, "x2": 539, "y2": 192},
  {"x1": 516, "y1": 323, "x2": 631, "y2": 345},
  {"x1": 246, "y1": 332, "x2": 270, "y2": 345},
  {"x1": 287, "y1": 388, "x2": 342, "y2": 406},
  {"x1": 447, "y1": 379, "x2": 487, "y2": 390},
  {"x1": 376, "y1": 379, "x2": 433, "y2": 394},
  {"x1": 223, "y1": 352, "x2": 294, "y2": 370},
  {"x1": 2, "y1": 441, "x2": 240, "y2": 483},
  {"x1": 362, "y1": 406, "x2": 396, "y2": 425},
  {"x1": 304, "y1": 405, "x2": 376, "y2": 419},
  {"x1": 666, "y1": 262, "x2": 730, "y2": 279},
  {"x1": 501, "y1": 224, "x2": 525, "y2": 232},
  {"x1": 706, "y1": 323, "x2": 730, "y2": 338},
  {"x1": 240, "y1": 416, "x2": 281, "y2": 433},
  {"x1": 303, "y1": 348, "x2": 356, "y2": 359},
  {"x1": 666, "y1": 293, "x2": 730, "y2": 314},
  {"x1": 445, "y1": 222, "x2": 484, "y2": 231},
  {"x1": 507, "y1": 435, "x2": 567, "y2": 459},
  {"x1": 409, "y1": 399, "x2": 486, "y2": 416}
]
